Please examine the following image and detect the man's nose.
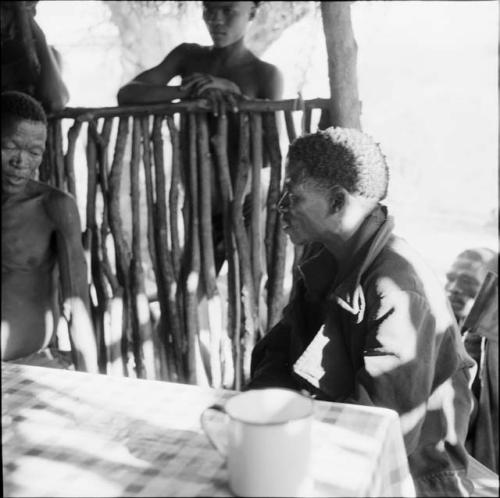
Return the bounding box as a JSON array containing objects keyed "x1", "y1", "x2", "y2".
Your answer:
[
  {"x1": 209, "y1": 9, "x2": 225, "y2": 25},
  {"x1": 277, "y1": 191, "x2": 289, "y2": 213},
  {"x1": 10, "y1": 150, "x2": 30, "y2": 169},
  {"x1": 445, "y1": 279, "x2": 460, "y2": 294}
]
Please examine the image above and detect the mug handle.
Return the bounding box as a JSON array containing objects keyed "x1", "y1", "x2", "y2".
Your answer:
[{"x1": 200, "y1": 403, "x2": 228, "y2": 457}]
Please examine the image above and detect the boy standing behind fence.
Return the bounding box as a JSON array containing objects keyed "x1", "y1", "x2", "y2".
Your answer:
[
  {"x1": 117, "y1": 1, "x2": 283, "y2": 272},
  {"x1": 117, "y1": 1, "x2": 282, "y2": 110}
]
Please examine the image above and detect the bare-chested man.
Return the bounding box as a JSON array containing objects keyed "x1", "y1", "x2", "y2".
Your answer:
[
  {"x1": 1, "y1": 90, "x2": 98, "y2": 372},
  {"x1": 117, "y1": 1, "x2": 282, "y2": 109},
  {"x1": 117, "y1": 1, "x2": 283, "y2": 272}
]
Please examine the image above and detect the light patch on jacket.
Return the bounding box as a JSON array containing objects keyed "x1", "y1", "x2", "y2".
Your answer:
[
  {"x1": 399, "y1": 401, "x2": 427, "y2": 436},
  {"x1": 366, "y1": 277, "x2": 419, "y2": 364}
]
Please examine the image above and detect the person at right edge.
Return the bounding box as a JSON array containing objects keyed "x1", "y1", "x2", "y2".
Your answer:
[{"x1": 246, "y1": 127, "x2": 476, "y2": 496}]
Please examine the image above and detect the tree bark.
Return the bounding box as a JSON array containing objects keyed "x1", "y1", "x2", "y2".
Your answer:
[{"x1": 320, "y1": 1, "x2": 361, "y2": 130}]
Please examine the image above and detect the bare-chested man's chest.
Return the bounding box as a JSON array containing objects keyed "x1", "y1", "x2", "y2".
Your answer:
[
  {"x1": 2, "y1": 197, "x2": 56, "y2": 272},
  {"x1": 182, "y1": 51, "x2": 261, "y2": 98}
]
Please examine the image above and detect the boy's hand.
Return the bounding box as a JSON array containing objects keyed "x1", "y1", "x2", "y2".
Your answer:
[
  {"x1": 200, "y1": 88, "x2": 242, "y2": 116},
  {"x1": 182, "y1": 73, "x2": 242, "y2": 97}
]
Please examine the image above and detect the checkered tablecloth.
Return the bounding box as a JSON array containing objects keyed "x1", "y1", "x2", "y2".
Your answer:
[{"x1": 2, "y1": 362, "x2": 415, "y2": 497}]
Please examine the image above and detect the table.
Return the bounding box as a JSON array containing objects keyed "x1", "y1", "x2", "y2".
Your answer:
[{"x1": 2, "y1": 362, "x2": 415, "y2": 497}]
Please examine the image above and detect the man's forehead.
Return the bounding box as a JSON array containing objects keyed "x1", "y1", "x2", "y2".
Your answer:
[
  {"x1": 450, "y1": 257, "x2": 487, "y2": 277},
  {"x1": 2, "y1": 118, "x2": 47, "y2": 141}
]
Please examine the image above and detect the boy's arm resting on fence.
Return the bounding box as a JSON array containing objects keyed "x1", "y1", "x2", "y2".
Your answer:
[
  {"x1": 46, "y1": 191, "x2": 98, "y2": 373},
  {"x1": 31, "y1": 19, "x2": 69, "y2": 112},
  {"x1": 117, "y1": 43, "x2": 192, "y2": 105}
]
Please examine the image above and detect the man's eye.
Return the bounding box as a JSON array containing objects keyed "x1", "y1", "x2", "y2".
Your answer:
[{"x1": 30, "y1": 150, "x2": 42, "y2": 157}]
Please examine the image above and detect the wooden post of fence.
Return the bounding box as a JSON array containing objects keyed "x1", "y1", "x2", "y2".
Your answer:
[
  {"x1": 250, "y1": 113, "x2": 263, "y2": 329},
  {"x1": 140, "y1": 116, "x2": 170, "y2": 380},
  {"x1": 86, "y1": 119, "x2": 107, "y2": 374},
  {"x1": 152, "y1": 115, "x2": 185, "y2": 382},
  {"x1": 165, "y1": 116, "x2": 182, "y2": 281},
  {"x1": 232, "y1": 113, "x2": 257, "y2": 384},
  {"x1": 212, "y1": 113, "x2": 238, "y2": 389},
  {"x1": 53, "y1": 119, "x2": 65, "y2": 190},
  {"x1": 96, "y1": 118, "x2": 125, "y2": 376},
  {"x1": 107, "y1": 116, "x2": 133, "y2": 376},
  {"x1": 263, "y1": 113, "x2": 286, "y2": 328},
  {"x1": 183, "y1": 113, "x2": 201, "y2": 385},
  {"x1": 130, "y1": 117, "x2": 155, "y2": 379},
  {"x1": 64, "y1": 120, "x2": 82, "y2": 198},
  {"x1": 197, "y1": 112, "x2": 223, "y2": 388}
]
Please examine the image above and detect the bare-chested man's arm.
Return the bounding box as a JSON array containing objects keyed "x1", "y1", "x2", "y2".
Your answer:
[
  {"x1": 118, "y1": 42, "x2": 282, "y2": 107},
  {"x1": 31, "y1": 18, "x2": 69, "y2": 112},
  {"x1": 46, "y1": 191, "x2": 98, "y2": 373},
  {"x1": 117, "y1": 44, "x2": 191, "y2": 105}
]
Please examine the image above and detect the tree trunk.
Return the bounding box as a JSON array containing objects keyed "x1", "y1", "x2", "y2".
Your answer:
[
  {"x1": 320, "y1": 1, "x2": 361, "y2": 130},
  {"x1": 246, "y1": 1, "x2": 316, "y2": 57}
]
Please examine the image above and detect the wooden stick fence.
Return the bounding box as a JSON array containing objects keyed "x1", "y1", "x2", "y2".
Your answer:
[{"x1": 45, "y1": 98, "x2": 330, "y2": 389}]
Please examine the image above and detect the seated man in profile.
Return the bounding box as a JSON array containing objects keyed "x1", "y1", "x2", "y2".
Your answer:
[
  {"x1": 246, "y1": 127, "x2": 475, "y2": 496},
  {"x1": 445, "y1": 247, "x2": 496, "y2": 329},
  {"x1": 1, "y1": 91, "x2": 98, "y2": 372}
]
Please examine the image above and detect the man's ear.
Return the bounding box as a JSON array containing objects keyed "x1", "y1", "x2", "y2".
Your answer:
[{"x1": 329, "y1": 187, "x2": 345, "y2": 214}]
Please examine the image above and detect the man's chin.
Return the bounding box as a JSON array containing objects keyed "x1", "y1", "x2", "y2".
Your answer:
[
  {"x1": 2, "y1": 182, "x2": 28, "y2": 196},
  {"x1": 284, "y1": 229, "x2": 307, "y2": 246}
]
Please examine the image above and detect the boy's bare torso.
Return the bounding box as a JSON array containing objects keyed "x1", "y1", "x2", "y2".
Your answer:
[{"x1": 178, "y1": 43, "x2": 274, "y2": 99}]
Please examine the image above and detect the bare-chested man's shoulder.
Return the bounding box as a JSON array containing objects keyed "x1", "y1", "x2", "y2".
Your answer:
[{"x1": 4, "y1": 179, "x2": 77, "y2": 215}]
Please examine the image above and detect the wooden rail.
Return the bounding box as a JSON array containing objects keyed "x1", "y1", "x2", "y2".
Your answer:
[{"x1": 43, "y1": 98, "x2": 330, "y2": 389}]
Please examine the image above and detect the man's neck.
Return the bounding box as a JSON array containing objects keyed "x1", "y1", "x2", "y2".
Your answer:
[
  {"x1": 321, "y1": 225, "x2": 362, "y2": 267},
  {"x1": 321, "y1": 201, "x2": 385, "y2": 271},
  {"x1": 2, "y1": 181, "x2": 35, "y2": 207},
  {"x1": 211, "y1": 37, "x2": 247, "y2": 65},
  {"x1": 321, "y1": 211, "x2": 373, "y2": 266}
]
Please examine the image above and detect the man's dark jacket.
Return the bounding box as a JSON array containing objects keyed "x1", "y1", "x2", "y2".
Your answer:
[{"x1": 248, "y1": 206, "x2": 475, "y2": 496}]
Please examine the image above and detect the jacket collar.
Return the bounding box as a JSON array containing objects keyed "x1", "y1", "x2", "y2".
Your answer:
[{"x1": 297, "y1": 204, "x2": 394, "y2": 322}]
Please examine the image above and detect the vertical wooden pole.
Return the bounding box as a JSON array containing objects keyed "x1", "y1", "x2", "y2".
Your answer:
[
  {"x1": 141, "y1": 116, "x2": 170, "y2": 380},
  {"x1": 152, "y1": 115, "x2": 185, "y2": 381},
  {"x1": 321, "y1": 1, "x2": 362, "y2": 129},
  {"x1": 212, "y1": 113, "x2": 238, "y2": 389},
  {"x1": 130, "y1": 117, "x2": 155, "y2": 379},
  {"x1": 184, "y1": 113, "x2": 201, "y2": 385},
  {"x1": 232, "y1": 113, "x2": 257, "y2": 385},
  {"x1": 250, "y1": 113, "x2": 263, "y2": 303},
  {"x1": 107, "y1": 117, "x2": 132, "y2": 376},
  {"x1": 197, "y1": 113, "x2": 223, "y2": 388},
  {"x1": 64, "y1": 120, "x2": 82, "y2": 198}
]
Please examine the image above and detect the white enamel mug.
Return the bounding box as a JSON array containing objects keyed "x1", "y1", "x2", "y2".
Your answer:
[{"x1": 200, "y1": 388, "x2": 314, "y2": 497}]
